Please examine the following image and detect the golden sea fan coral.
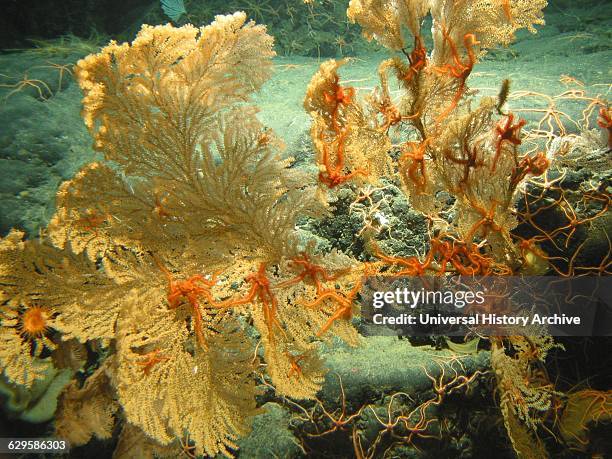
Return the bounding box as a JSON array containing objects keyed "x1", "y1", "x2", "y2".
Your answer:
[
  {"x1": 304, "y1": 3, "x2": 580, "y2": 456},
  {"x1": 1, "y1": 12, "x2": 369, "y2": 457}
]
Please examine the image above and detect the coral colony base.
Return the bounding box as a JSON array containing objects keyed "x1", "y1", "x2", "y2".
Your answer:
[{"x1": 0, "y1": 1, "x2": 611, "y2": 458}]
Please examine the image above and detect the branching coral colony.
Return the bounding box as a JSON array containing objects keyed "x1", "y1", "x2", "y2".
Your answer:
[
  {"x1": 0, "y1": 12, "x2": 367, "y2": 458},
  {"x1": 303, "y1": 0, "x2": 610, "y2": 457},
  {"x1": 0, "y1": 2, "x2": 610, "y2": 459}
]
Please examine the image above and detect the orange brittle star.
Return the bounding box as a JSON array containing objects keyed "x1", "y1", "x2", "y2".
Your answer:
[
  {"x1": 300, "y1": 275, "x2": 364, "y2": 337},
  {"x1": 318, "y1": 76, "x2": 369, "y2": 188},
  {"x1": 285, "y1": 351, "x2": 306, "y2": 379},
  {"x1": 276, "y1": 252, "x2": 346, "y2": 294},
  {"x1": 76, "y1": 209, "x2": 109, "y2": 236},
  {"x1": 433, "y1": 30, "x2": 480, "y2": 123},
  {"x1": 443, "y1": 139, "x2": 486, "y2": 192},
  {"x1": 137, "y1": 349, "x2": 170, "y2": 375},
  {"x1": 374, "y1": 244, "x2": 434, "y2": 277},
  {"x1": 216, "y1": 263, "x2": 285, "y2": 343},
  {"x1": 493, "y1": 113, "x2": 527, "y2": 172},
  {"x1": 156, "y1": 258, "x2": 219, "y2": 348},
  {"x1": 399, "y1": 139, "x2": 431, "y2": 194},
  {"x1": 308, "y1": 374, "x2": 364, "y2": 437},
  {"x1": 465, "y1": 200, "x2": 503, "y2": 242},
  {"x1": 500, "y1": 0, "x2": 512, "y2": 21},
  {"x1": 509, "y1": 151, "x2": 549, "y2": 190},
  {"x1": 318, "y1": 129, "x2": 369, "y2": 188},
  {"x1": 401, "y1": 35, "x2": 428, "y2": 82}
]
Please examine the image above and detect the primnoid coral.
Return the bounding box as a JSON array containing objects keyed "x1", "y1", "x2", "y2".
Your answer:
[
  {"x1": 0, "y1": 2, "x2": 610, "y2": 458},
  {"x1": 1, "y1": 12, "x2": 365, "y2": 457},
  {"x1": 304, "y1": 1, "x2": 609, "y2": 456}
]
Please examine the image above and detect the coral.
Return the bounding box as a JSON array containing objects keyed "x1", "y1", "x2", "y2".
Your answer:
[
  {"x1": 112, "y1": 423, "x2": 181, "y2": 459},
  {"x1": 309, "y1": 2, "x2": 555, "y2": 275},
  {"x1": 0, "y1": 2, "x2": 609, "y2": 458},
  {"x1": 55, "y1": 366, "x2": 117, "y2": 446},
  {"x1": 306, "y1": 1, "x2": 606, "y2": 283},
  {"x1": 490, "y1": 335, "x2": 564, "y2": 458},
  {"x1": 558, "y1": 389, "x2": 612, "y2": 450},
  {"x1": 0, "y1": 12, "x2": 367, "y2": 457},
  {"x1": 304, "y1": 0, "x2": 609, "y2": 457},
  {"x1": 304, "y1": 59, "x2": 392, "y2": 189}
]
